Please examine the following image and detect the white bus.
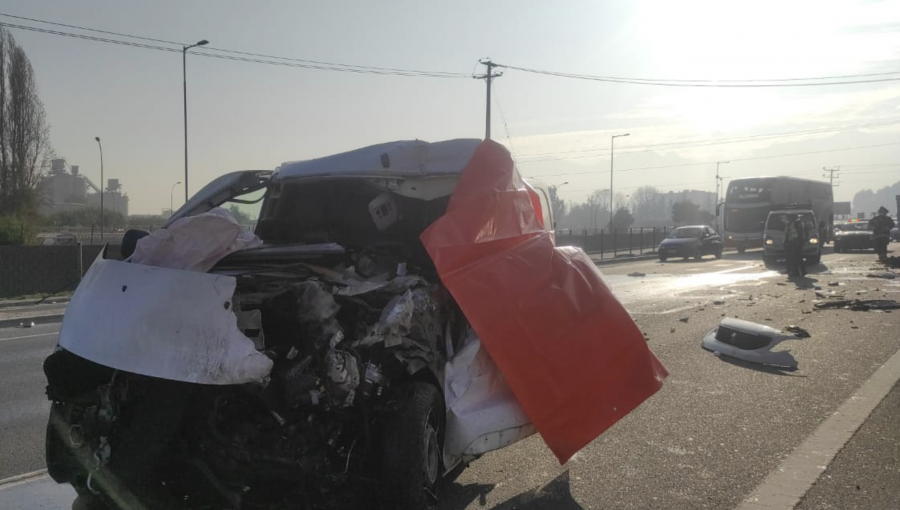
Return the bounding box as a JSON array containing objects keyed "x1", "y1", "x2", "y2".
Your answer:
[{"x1": 722, "y1": 176, "x2": 833, "y2": 253}]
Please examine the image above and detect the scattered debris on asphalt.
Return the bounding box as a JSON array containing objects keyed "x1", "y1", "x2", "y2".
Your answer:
[
  {"x1": 713, "y1": 299, "x2": 726, "y2": 305},
  {"x1": 627, "y1": 272, "x2": 646, "y2": 277},
  {"x1": 679, "y1": 317, "x2": 689, "y2": 323},
  {"x1": 784, "y1": 325, "x2": 811, "y2": 338},
  {"x1": 776, "y1": 282, "x2": 787, "y2": 286},
  {"x1": 815, "y1": 290, "x2": 844, "y2": 299},
  {"x1": 866, "y1": 272, "x2": 897, "y2": 280},
  {"x1": 828, "y1": 282, "x2": 842, "y2": 287},
  {"x1": 814, "y1": 299, "x2": 900, "y2": 311},
  {"x1": 670, "y1": 328, "x2": 676, "y2": 333},
  {"x1": 701, "y1": 318, "x2": 803, "y2": 369}
]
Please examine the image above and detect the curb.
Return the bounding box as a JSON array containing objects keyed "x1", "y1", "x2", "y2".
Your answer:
[
  {"x1": 592, "y1": 254, "x2": 660, "y2": 266},
  {"x1": 0, "y1": 298, "x2": 71, "y2": 310},
  {"x1": 0, "y1": 470, "x2": 48, "y2": 489},
  {"x1": 0, "y1": 313, "x2": 65, "y2": 329}
]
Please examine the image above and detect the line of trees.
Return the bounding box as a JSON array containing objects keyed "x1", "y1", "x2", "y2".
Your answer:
[
  {"x1": 0, "y1": 27, "x2": 52, "y2": 244},
  {"x1": 549, "y1": 184, "x2": 716, "y2": 231}
]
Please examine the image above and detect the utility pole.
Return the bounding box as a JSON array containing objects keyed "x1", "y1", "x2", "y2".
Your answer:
[
  {"x1": 823, "y1": 166, "x2": 840, "y2": 188},
  {"x1": 715, "y1": 161, "x2": 729, "y2": 233},
  {"x1": 475, "y1": 59, "x2": 502, "y2": 140}
]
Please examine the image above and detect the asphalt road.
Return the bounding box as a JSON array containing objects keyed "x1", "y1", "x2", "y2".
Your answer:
[
  {"x1": 0, "y1": 323, "x2": 59, "y2": 479},
  {"x1": 1, "y1": 248, "x2": 898, "y2": 509}
]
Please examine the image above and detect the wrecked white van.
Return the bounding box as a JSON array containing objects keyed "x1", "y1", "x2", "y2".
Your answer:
[{"x1": 44, "y1": 139, "x2": 666, "y2": 510}]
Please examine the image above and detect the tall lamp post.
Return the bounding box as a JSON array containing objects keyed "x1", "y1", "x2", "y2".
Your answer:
[
  {"x1": 170, "y1": 181, "x2": 182, "y2": 217},
  {"x1": 183, "y1": 39, "x2": 208, "y2": 202},
  {"x1": 715, "y1": 161, "x2": 729, "y2": 232},
  {"x1": 94, "y1": 137, "x2": 104, "y2": 240},
  {"x1": 610, "y1": 133, "x2": 630, "y2": 225}
]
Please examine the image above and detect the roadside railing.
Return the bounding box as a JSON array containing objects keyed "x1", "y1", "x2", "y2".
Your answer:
[{"x1": 555, "y1": 227, "x2": 675, "y2": 259}]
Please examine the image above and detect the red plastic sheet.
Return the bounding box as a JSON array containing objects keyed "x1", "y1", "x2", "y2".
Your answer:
[{"x1": 420, "y1": 140, "x2": 668, "y2": 463}]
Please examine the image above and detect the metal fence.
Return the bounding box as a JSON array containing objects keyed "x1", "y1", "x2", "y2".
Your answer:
[{"x1": 555, "y1": 227, "x2": 676, "y2": 259}]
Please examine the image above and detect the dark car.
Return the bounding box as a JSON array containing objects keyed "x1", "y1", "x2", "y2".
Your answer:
[
  {"x1": 658, "y1": 226, "x2": 723, "y2": 261},
  {"x1": 833, "y1": 220, "x2": 874, "y2": 253}
]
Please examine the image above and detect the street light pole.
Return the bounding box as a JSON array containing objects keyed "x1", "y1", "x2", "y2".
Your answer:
[
  {"x1": 94, "y1": 137, "x2": 104, "y2": 240},
  {"x1": 610, "y1": 133, "x2": 630, "y2": 226},
  {"x1": 715, "y1": 161, "x2": 729, "y2": 232},
  {"x1": 183, "y1": 39, "x2": 208, "y2": 203},
  {"x1": 170, "y1": 181, "x2": 182, "y2": 217}
]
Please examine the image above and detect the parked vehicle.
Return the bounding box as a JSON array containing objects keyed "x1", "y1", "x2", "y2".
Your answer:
[
  {"x1": 892, "y1": 226, "x2": 900, "y2": 242},
  {"x1": 762, "y1": 209, "x2": 821, "y2": 266},
  {"x1": 657, "y1": 225, "x2": 723, "y2": 261},
  {"x1": 43, "y1": 139, "x2": 666, "y2": 510},
  {"x1": 722, "y1": 177, "x2": 833, "y2": 253},
  {"x1": 833, "y1": 219, "x2": 874, "y2": 253}
]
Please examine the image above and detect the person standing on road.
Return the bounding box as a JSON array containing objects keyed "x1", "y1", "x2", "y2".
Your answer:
[
  {"x1": 868, "y1": 206, "x2": 895, "y2": 262},
  {"x1": 784, "y1": 214, "x2": 806, "y2": 277}
]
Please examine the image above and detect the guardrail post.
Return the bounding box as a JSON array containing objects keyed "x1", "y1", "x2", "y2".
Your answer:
[{"x1": 600, "y1": 229, "x2": 604, "y2": 259}]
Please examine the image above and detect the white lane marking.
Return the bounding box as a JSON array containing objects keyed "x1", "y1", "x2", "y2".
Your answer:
[
  {"x1": 0, "y1": 332, "x2": 57, "y2": 343},
  {"x1": 0, "y1": 469, "x2": 48, "y2": 489},
  {"x1": 737, "y1": 346, "x2": 900, "y2": 510}
]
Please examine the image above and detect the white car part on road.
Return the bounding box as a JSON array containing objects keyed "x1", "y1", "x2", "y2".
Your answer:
[{"x1": 701, "y1": 318, "x2": 804, "y2": 369}]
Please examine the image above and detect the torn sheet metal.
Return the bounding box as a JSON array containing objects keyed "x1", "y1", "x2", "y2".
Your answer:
[
  {"x1": 59, "y1": 252, "x2": 273, "y2": 385},
  {"x1": 131, "y1": 208, "x2": 262, "y2": 272},
  {"x1": 814, "y1": 299, "x2": 900, "y2": 311},
  {"x1": 443, "y1": 331, "x2": 534, "y2": 465},
  {"x1": 701, "y1": 318, "x2": 803, "y2": 369},
  {"x1": 420, "y1": 140, "x2": 668, "y2": 464}
]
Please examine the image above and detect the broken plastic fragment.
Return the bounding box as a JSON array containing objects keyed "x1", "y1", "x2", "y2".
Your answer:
[{"x1": 701, "y1": 318, "x2": 803, "y2": 369}]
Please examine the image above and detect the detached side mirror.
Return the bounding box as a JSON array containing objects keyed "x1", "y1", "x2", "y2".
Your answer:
[{"x1": 121, "y1": 229, "x2": 150, "y2": 260}]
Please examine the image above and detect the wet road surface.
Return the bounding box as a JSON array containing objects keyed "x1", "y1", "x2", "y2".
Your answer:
[{"x1": 2, "y1": 249, "x2": 898, "y2": 509}]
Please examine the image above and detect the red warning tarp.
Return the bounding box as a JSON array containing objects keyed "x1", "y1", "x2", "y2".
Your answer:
[{"x1": 420, "y1": 140, "x2": 668, "y2": 463}]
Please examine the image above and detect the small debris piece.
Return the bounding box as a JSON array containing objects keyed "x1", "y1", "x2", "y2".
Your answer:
[
  {"x1": 776, "y1": 282, "x2": 787, "y2": 286},
  {"x1": 713, "y1": 299, "x2": 726, "y2": 305},
  {"x1": 851, "y1": 326, "x2": 859, "y2": 329},
  {"x1": 866, "y1": 272, "x2": 897, "y2": 280},
  {"x1": 670, "y1": 328, "x2": 676, "y2": 333},
  {"x1": 627, "y1": 272, "x2": 646, "y2": 277},
  {"x1": 784, "y1": 325, "x2": 810, "y2": 338},
  {"x1": 856, "y1": 290, "x2": 868, "y2": 295},
  {"x1": 679, "y1": 317, "x2": 689, "y2": 323},
  {"x1": 828, "y1": 282, "x2": 842, "y2": 287},
  {"x1": 799, "y1": 299, "x2": 806, "y2": 304},
  {"x1": 764, "y1": 318, "x2": 772, "y2": 321}
]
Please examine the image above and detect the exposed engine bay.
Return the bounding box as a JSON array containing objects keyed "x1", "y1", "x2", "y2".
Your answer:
[{"x1": 45, "y1": 242, "x2": 465, "y2": 509}]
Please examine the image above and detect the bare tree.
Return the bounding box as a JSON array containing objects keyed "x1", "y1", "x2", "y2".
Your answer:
[
  {"x1": 0, "y1": 27, "x2": 52, "y2": 216},
  {"x1": 630, "y1": 185, "x2": 660, "y2": 221}
]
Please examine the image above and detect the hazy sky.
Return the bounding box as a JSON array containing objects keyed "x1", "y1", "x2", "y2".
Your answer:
[{"x1": 3, "y1": 0, "x2": 899, "y2": 214}]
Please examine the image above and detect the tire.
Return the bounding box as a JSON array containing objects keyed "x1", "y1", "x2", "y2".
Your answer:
[
  {"x1": 737, "y1": 246, "x2": 746, "y2": 254},
  {"x1": 834, "y1": 244, "x2": 841, "y2": 253},
  {"x1": 763, "y1": 255, "x2": 776, "y2": 267},
  {"x1": 381, "y1": 382, "x2": 444, "y2": 510},
  {"x1": 807, "y1": 253, "x2": 821, "y2": 265},
  {"x1": 659, "y1": 254, "x2": 667, "y2": 262},
  {"x1": 715, "y1": 248, "x2": 723, "y2": 259},
  {"x1": 693, "y1": 247, "x2": 702, "y2": 261}
]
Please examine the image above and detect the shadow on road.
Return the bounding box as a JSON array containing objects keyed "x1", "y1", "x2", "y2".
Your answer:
[
  {"x1": 441, "y1": 471, "x2": 584, "y2": 510},
  {"x1": 717, "y1": 353, "x2": 808, "y2": 377}
]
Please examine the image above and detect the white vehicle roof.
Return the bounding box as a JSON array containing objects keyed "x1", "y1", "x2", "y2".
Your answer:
[{"x1": 274, "y1": 139, "x2": 482, "y2": 181}]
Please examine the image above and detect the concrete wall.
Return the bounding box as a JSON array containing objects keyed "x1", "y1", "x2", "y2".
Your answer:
[{"x1": 0, "y1": 245, "x2": 121, "y2": 298}]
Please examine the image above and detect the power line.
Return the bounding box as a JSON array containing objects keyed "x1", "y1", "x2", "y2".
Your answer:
[
  {"x1": 0, "y1": 19, "x2": 470, "y2": 78},
  {"x1": 526, "y1": 142, "x2": 900, "y2": 179},
  {"x1": 496, "y1": 63, "x2": 900, "y2": 88},
  {"x1": 515, "y1": 119, "x2": 900, "y2": 160},
  {"x1": 492, "y1": 84, "x2": 517, "y2": 156}
]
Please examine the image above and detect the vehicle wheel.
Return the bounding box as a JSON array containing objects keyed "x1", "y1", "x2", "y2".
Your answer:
[
  {"x1": 72, "y1": 494, "x2": 109, "y2": 510},
  {"x1": 737, "y1": 246, "x2": 746, "y2": 254},
  {"x1": 693, "y1": 248, "x2": 702, "y2": 260},
  {"x1": 763, "y1": 256, "x2": 776, "y2": 267},
  {"x1": 381, "y1": 382, "x2": 444, "y2": 510},
  {"x1": 715, "y1": 248, "x2": 723, "y2": 259},
  {"x1": 807, "y1": 253, "x2": 821, "y2": 265},
  {"x1": 659, "y1": 254, "x2": 667, "y2": 262},
  {"x1": 833, "y1": 244, "x2": 841, "y2": 253}
]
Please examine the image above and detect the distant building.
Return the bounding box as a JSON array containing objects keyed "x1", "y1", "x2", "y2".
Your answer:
[{"x1": 39, "y1": 158, "x2": 129, "y2": 217}]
